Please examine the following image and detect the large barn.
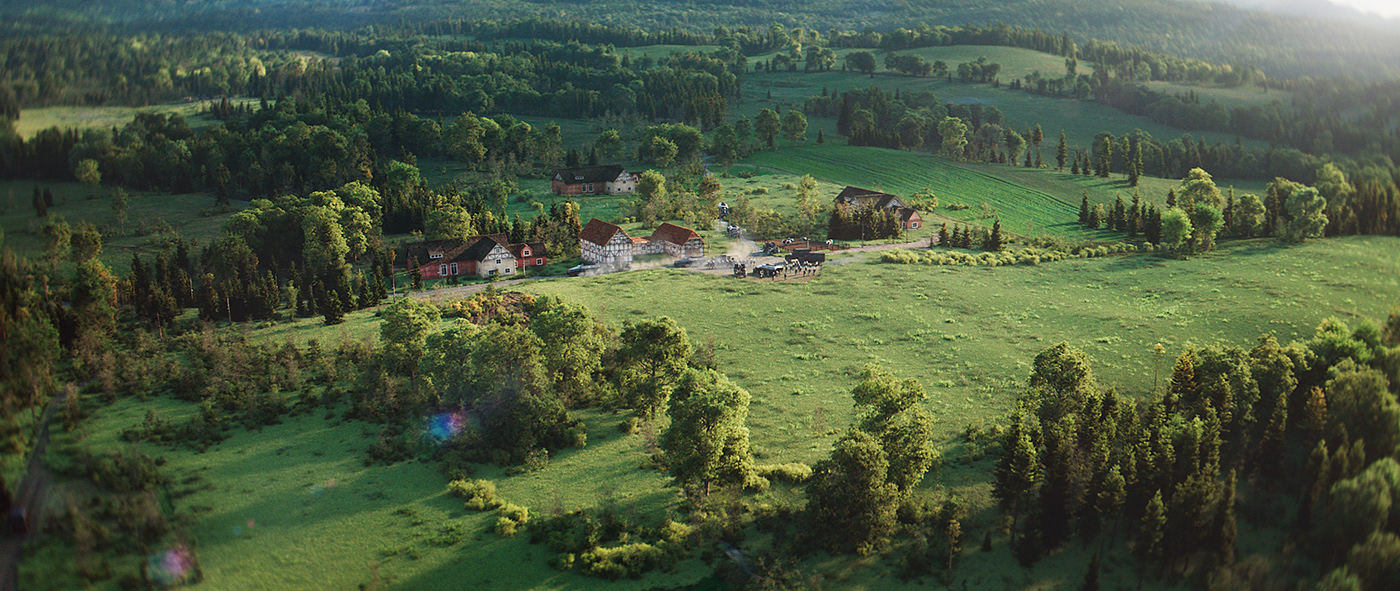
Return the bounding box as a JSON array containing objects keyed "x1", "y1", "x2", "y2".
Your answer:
[
  {"x1": 406, "y1": 234, "x2": 548, "y2": 279},
  {"x1": 551, "y1": 165, "x2": 639, "y2": 196},
  {"x1": 833, "y1": 186, "x2": 922, "y2": 230},
  {"x1": 578, "y1": 219, "x2": 706, "y2": 269}
]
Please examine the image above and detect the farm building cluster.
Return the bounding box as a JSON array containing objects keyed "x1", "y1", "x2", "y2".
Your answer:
[
  {"x1": 551, "y1": 165, "x2": 640, "y2": 195},
  {"x1": 579, "y1": 219, "x2": 705, "y2": 269},
  {"x1": 405, "y1": 234, "x2": 548, "y2": 280},
  {"x1": 833, "y1": 186, "x2": 922, "y2": 231}
]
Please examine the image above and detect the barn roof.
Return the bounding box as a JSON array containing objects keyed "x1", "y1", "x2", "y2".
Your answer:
[
  {"x1": 580, "y1": 218, "x2": 628, "y2": 246},
  {"x1": 649, "y1": 222, "x2": 702, "y2": 246},
  {"x1": 510, "y1": 242, "x2": 547, "y2": 259},
  {"x1": 834, "y1": 186, "x2": 902, "y2": 209},
  {"x1": 463, "y1": 234, "x2": 511, "y2": 261},
  {"x1": 555, "y1": 165, "x2": 626, "y2": 184}
]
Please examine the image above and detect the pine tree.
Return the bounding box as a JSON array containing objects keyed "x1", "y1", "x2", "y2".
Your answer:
[
  {"x1": 1256, "y1": 390, "x2": 1288, "y2": 479},
  {"x1": 938, "y1": 223, "x2": 949, "y2": 247},
  {"x1": 1071, "y1": 154, "x2": 1080, "y2": 175},
  {"x1": 32, "y1": 186, "x2": 46, "y2": 217},
  {"x1": 199, "y1": 272, "x2": 219, "y2": 321},
  {"x1": 994, "y1": 413, "x2": 1041, "y2": 540},
  {"x1": 1079, "y1": 193, "x2": 1090, "y2": 225},
  {"x1": 1056, "y1": 130, "x2": 1068, "y2": 171},
  {"x1": 1097, "y1": 137, "x2": 1112, "y2": 177},
  {"x1": 987, "y1": 219, "x2": 1005, "y2": 251},
  {"x1": 1087, "y1": 205, "x2": 1101, "y2": 229},
  {"x1": 1128, "y1": 194, "x2": 1142, "y2": 236},
  {"x1": 1128, "y1": 141, "x2": 1143, "y2": 186},
  {"x1": 1167, "y1": 349, "x2": 1198, "y2": 413},
  {"x1": 1166, "y1": 188, "x2": 1177, "y2": 208},
  {"x1": 1112, "y1": 195, "x2": 1126, "y2": 231},
  {"x1": 317, "y1": 280, "x2": 344, "y2": 325},
  {"x1": 1216, "y1": 469, "x2": 1238, "y2": 566},
  {"x1": 1137, "y1": 490, "x2": 1167, "y2": 564},
  {"x1": 817, "y1": 129, "x2": 825, "y2": 144}
]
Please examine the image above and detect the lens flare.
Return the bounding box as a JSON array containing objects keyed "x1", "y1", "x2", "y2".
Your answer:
[
  {"x1": 427, "y1": 411, "x2": 466, "y2": 441},
  {"x1": 147, "y1": 544, "x2": 196, "y2": 587}
]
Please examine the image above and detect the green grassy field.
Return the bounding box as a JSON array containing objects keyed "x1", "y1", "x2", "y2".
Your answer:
[
  {"x1": 614, "y1": 44, "x2": 722, "y2": 60},
  {"x1": 0, "y1": 181, "x2": 246, "y2": 272},
  {"x1": 15, "y1": 99, "x2": 261, "y2": 139},
  {"x1": 48, "y1": 392, "x2": 707, "y2": 591},
  {"x1": 956, "y1": 160, "x2": 1270, "y2": 213},
  {"x1": 738, "y1": 46, "x2": 1272, "y2": 155},
  {"x1": 739, "y1": 143, "x2": 1095, "y2": 239},
  {"x1": 37, "y1": 235, "x2": 1400, "y2": 591}
]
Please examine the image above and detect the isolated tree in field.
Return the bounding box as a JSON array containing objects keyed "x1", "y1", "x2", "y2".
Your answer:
[
  {"x1": 938, "y1": 117, "x2": 968, "y2": 159},
  {"x1": 618, "y1": 317, "x2": 693, "y2": 417},
  {"x1": 781, "y1": 110, "x2": 807, "y2": 146},
  {"x1": 1160, "y1": 207, "x2": 1192, "y2": 253},
  {"x1": 755, "y1": 108, "x2": 781, "y2": 149},
  {"x1": 30, "y1": 186, "x2": 46, "y2": 217},
  {"x1": 1056, "y1": 130, "x2": 1067, "y2": 171},
  {"x1": 1284, "y1": 186, "x2": 1328, "y2": 243},
  {"x1": 661, "y1": 368, "x2": 759, "y2": 497},
  {"x1": 1004, "y1": 129, "x2": 1025, "y2": 167},
  {"x1": 807, "y1": 430, "x2": 900, "y2": 554},
  {"x1": 845, "y1": 51, "x2": 877, "y2": 77}
]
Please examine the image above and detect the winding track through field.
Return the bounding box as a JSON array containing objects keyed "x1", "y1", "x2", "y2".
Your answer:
[{"x1": 0, "y1": 383, "x2": 75, "y2": 591}]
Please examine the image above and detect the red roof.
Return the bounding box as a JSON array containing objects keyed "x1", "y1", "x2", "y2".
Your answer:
[
  {"x1": 579, "y1": 218, "x2": 628, "y2": 246},
  {"x1": 649, "y1": 222, "x2": 702, "y2": 246}
]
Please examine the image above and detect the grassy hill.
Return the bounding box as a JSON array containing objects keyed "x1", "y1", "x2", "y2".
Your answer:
[{"x1": 35, "y1": 234, "x2": 1399, "y2": 590}]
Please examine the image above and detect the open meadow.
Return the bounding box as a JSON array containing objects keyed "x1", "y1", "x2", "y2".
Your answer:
[
  {"x1": 736, "y1": 44, "x2": 1272, "y2": 154},
  {"x1": 15, "y1": 99, "x2": 262, "y2": 139},
  {"x1": 0, "y1": 181, "x2": 245, "y2": 272},
  {"x1": 34, "y1": 234, "x2": 1396, "y2": 590}
]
